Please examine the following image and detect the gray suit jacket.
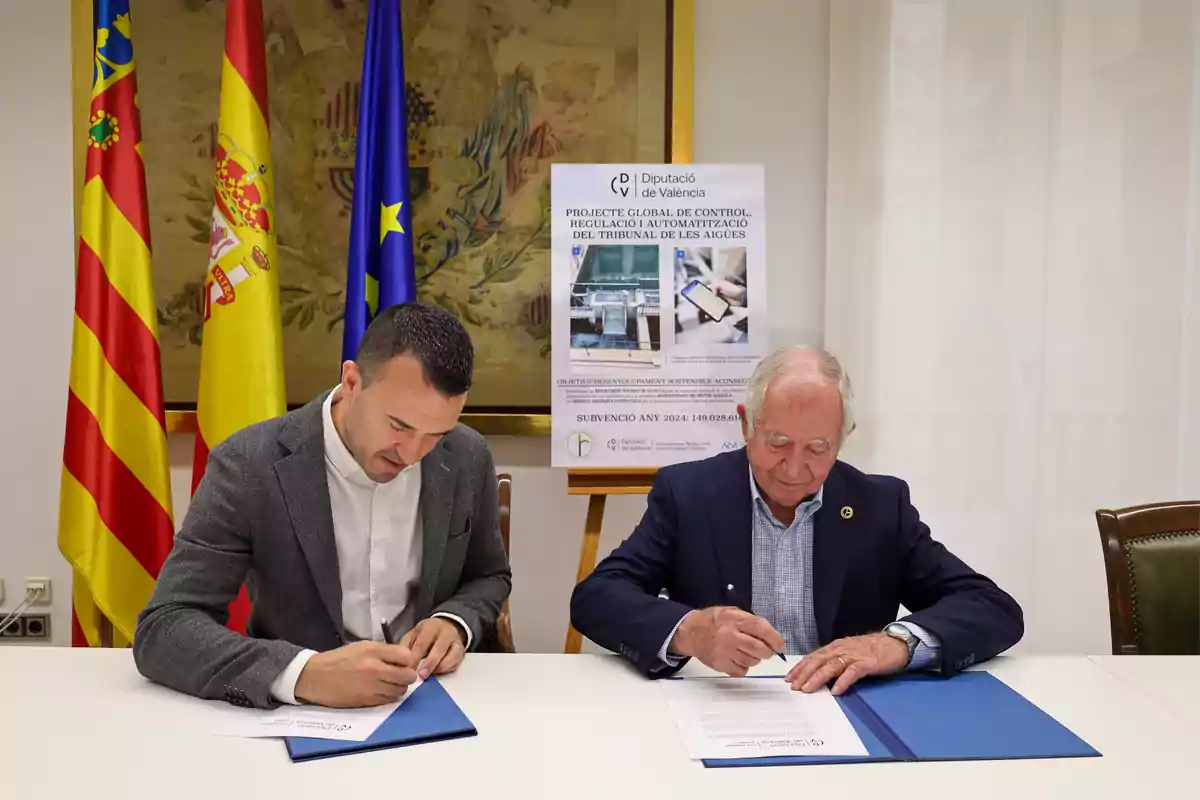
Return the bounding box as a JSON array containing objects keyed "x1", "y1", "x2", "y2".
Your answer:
[{"x1": 133, "y1": 393, "x2": 512, "y2": 708}]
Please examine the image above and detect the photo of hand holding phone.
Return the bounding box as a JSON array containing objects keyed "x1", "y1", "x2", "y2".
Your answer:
[{"x1": 674, "y1": 247, "x2": 749, "y2": 345}]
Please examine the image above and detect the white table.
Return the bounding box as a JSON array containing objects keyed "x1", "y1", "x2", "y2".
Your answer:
[
  {"x1": 1089, "y1": 655, "x2": 1200, "y2": 735},
  {"x1": 2, "y1": 649, "x2": 1198, "y2": 799}
]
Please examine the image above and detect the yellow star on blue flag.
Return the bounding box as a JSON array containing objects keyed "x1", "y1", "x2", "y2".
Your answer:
[{"x1": 380, "y1": 201, "x2": 406, "y2": 244}]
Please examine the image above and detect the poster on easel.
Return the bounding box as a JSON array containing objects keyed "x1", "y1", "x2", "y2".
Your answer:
[{"x1": 550, "y1": 164, "x2": 767, "y2": 468}]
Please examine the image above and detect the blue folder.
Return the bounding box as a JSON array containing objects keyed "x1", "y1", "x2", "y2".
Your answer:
[
  {"x1": 702, "y1": 671, "x2": 1101, "y2": 768},
  {"x1": 284, "y1": 676, "x2": 476, "y2": 763}
]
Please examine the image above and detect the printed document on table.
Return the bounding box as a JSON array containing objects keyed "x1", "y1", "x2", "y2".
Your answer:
[
  {"x1": 210, "y1": 679, "x2": 422, "y2": 741},
  {"x1": 661, "y1": 678, "x2": 868, "y2": 759}
]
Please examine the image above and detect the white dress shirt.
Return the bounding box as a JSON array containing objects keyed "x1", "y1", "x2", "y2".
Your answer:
[{"x1": 269, "y1": 388, "x2": 470, "y2": 704}]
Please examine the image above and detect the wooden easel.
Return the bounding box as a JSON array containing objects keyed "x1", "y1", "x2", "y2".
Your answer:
[{"x1": 563, "y1": 467, "x2": 658, "y2": 653}]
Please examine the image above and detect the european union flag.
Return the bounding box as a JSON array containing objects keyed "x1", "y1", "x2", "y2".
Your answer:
[{"x1": 342, "y1": 0, "x2": 416, "y2": 361}]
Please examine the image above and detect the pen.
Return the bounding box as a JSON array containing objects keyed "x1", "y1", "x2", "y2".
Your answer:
[
  {"x1": 775, "y1": 651, "x2": 787, "y2": 663},
  {"x1": 380, "y1": 619, "x2": 394, "y2": 645}
]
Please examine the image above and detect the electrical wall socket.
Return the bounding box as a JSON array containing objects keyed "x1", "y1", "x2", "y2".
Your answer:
[
  {"x1": 23, "y1": 614, "x2": 50, "y2": 639},
  {"x1": 25, "y1": 578, "x2": 50, "y2": 605},
  {"x1": 0, "y1": 614, "x2": 51, "y2": 640}
]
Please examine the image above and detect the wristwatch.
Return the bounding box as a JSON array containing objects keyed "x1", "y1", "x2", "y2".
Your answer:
[{"x1": 883, "y1": 622, "x2": 919, "y2": 665}]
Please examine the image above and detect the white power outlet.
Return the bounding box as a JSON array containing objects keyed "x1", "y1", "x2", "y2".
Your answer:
[{"x1": 25, "y1": 578, "x2": 51, "y2": 605}]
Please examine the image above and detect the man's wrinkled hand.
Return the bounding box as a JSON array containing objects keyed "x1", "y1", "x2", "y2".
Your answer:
[
  {"x1": 670, "y1": 606, "x2": 785, "y2": 677},
  {"x1": 785, "y1": 633, "x2": 909, "y2": 695},
  {"x1": 294, "y1": 641, "x2": 418, "y2": 708},
  {"x1": 400, "y1": 617, "x2": 467, "y2": 679}
]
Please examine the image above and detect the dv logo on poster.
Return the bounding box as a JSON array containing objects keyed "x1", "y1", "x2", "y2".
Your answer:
[{"x1": 610, "y1": 172, "x2": 632, "y2": 197}]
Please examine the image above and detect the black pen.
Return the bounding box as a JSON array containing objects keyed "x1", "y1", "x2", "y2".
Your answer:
[
  {"x1": 775, "y1": 651, "x2": 788, "y2": 663},
  {"x1": 380, "y1": 619, "x2": 394, "y2": 645}
]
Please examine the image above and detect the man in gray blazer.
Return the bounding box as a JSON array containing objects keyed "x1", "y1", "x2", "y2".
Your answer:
[{"x1": 134, "y1": 303, "x2": 511, "y2": 709}]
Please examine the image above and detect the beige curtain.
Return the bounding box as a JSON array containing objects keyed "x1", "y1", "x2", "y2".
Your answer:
[{"x1": 822, "y1": 0, "x2": 1200, "y2": 654}]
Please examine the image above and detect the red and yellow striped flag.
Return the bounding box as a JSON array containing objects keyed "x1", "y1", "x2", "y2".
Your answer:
[
  {"x1": 194, "y1": 0, "x2": 286, "y2": 633},
  {"x1": 59, "y1": 0, "x2": 174, "y2": 648}
]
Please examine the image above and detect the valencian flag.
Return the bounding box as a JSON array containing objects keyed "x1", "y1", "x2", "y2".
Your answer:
[
  {"x1": 194, "y1": 0, "x2": 285, "y2": 632},
  {"x1": 58, "y1": 0, "x2": 174, "y2": 647},
  {"x1": 342, "y1": 0, "x2": 418, "y2": 360}
]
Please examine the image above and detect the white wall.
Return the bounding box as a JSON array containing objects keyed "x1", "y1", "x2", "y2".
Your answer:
[
  {"x1": 694, "y1": 0, "x2": 830, "y2": 349},
  {"x1": 1180, "y1": 3, "x2": 1200, "y2": 496},
  {"x1": 0, "y1": 0, "x2": 76, "y2": 643}
]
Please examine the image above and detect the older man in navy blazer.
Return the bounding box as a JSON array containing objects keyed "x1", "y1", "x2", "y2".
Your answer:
[{"x1": 570, "y1": 347, "x2": 1023, "y2": 694}]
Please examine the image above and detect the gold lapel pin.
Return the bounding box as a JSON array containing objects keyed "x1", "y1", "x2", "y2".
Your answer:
[{"x1": 840, "y1": 506, "x2": 854, "y2": 520}]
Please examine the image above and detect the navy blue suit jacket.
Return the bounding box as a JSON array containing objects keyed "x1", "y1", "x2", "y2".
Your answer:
[{"x1": 570, "y1": 449, "x2": 1023, "y2": 677}]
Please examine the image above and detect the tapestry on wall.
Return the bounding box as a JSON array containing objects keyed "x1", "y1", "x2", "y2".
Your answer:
[{"x1": 127, "y1": 0, "x2": 670, "y2": 407}]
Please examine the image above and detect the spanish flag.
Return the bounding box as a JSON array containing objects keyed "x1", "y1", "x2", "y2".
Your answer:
[
  {"x1": 59, "y1": 0, "x2": 174, "y2": 648},
  {"x1": 193, "y1": 0, "x2": 286, "y2": 633}
]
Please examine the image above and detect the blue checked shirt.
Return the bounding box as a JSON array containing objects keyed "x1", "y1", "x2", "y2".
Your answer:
[
  {"x1": 658, "y1": 468, "x2": 940, "y2": 668},
  {"x1": 751, "y1": 479, "x2": 824, "y2": 653}
]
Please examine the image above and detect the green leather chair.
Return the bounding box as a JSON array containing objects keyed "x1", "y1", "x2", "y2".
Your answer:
[{"x1": 1096, "y1": 502, "x2": 1200, "y2": 655}]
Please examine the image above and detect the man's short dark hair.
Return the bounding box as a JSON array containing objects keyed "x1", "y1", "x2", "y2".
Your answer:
[{"x1": 355, "y1": 302, "x2": 474, "y2": 396}]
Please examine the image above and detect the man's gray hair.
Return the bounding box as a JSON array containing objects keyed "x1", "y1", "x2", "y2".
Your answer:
[{"x1": 743, "y1": 346, "x2": 856, "y2": 441}]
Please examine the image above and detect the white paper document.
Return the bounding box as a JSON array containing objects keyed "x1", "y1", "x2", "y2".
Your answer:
[
  {"x1": 661, "y1": 677, "x2": 869, "y2": 759},
  {"x1": 210, "y1": 679, "x2": 422, "y2": 742}
]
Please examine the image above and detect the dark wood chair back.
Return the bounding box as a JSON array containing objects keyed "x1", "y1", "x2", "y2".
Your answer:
[
  {"x1": 1096, "y1": 501, "x2": 1200, "y2": 655},
  {"x1": 495, "y1": 473, "x2": 515, "y2": 653}
]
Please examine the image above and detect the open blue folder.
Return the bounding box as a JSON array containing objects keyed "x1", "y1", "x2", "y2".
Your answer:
[
  {"x1": 284, "y1": 676, "x2": 476, "y2": 763},
  {"x1": 702, "y1": 671, "x2": 1101, "y2": 768}
]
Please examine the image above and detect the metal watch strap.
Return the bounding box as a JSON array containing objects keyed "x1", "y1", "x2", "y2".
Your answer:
[{"x1": 884, "y1": 623, "x2": 918, "y2": 664}]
